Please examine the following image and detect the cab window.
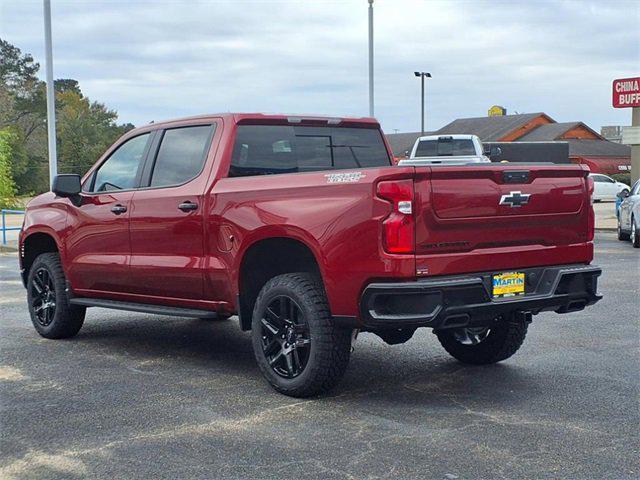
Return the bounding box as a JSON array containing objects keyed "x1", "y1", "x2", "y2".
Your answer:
[
  {"x1": 91, "y1": 133, "x2": 150, "y2": 192},
  {"x1": 149, "y1": 125, "x2": 214, "y2": 187},
  {"x1": 229, "y1": 125, "x2": 390, "y2": 177}
]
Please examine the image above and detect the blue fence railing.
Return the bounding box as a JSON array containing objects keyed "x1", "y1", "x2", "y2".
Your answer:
[{"x1": 2, "y1": 209, "x2": 25, "y2": 245}]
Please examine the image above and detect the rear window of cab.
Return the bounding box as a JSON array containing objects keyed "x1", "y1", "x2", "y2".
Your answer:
[{"x1": 229, "y1": 125, "x2": 391, "y2": 177}]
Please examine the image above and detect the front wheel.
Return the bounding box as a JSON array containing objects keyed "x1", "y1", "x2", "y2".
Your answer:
[
  {"x1": 436, "y1": 313, "x2": 528, "y2": 365},
  {"x1": 251, "y1": 273, "x2": 351, "y2": 397},
  {"x1": 632, "y1": 217, "x2": 640, "y2": 248},
  {"x1": 27, "y1": 253, "x2": 86, "y2": 339},
  {"x1": 618, "y1": 221, "x2": 630, "y2": 241}
]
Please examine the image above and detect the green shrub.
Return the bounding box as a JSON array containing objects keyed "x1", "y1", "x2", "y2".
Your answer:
[
  {"x1": 610, "y1": 173, "x2": 631, "y2": 187},
  {"x1": 0, "y1": 129, "x2": 18, "y2": 209}
]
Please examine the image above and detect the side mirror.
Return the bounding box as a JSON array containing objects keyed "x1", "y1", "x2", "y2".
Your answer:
[
  {"x1": 52, "y1": 174, "x2": 81, "y2": 198},
  {"x1": 617, "y1": 190, "x2": 629, "y2": 199}
]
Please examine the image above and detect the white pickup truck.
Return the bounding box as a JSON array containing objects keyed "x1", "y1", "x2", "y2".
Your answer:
[{"x1": 398, "y1": 134, "x2": 494, "y2": 166}]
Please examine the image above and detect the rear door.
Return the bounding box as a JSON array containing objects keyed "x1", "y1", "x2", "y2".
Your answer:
[
  {"x1": 413, "y1": 164, "x2": 592, "y2": 276},
  {"x1": 128, "y1": 123, "x2": 217, "y2": 301}
]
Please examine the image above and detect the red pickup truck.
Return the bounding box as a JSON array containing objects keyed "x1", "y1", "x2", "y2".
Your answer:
[{"x1": 19, "y1": 113, "x2": 601, "y2": 397}]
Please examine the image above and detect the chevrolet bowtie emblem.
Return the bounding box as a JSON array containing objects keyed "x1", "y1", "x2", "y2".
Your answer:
[{"x1": 499, "y1": 191, "x2": 530, "y2": 208}]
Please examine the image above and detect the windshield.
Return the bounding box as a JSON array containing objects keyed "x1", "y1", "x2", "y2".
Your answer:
[{"x1": 415, "y1": 138, "x2": 476, "y2": 157}]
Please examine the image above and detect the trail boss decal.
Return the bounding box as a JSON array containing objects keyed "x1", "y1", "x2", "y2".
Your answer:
[{"x1": 325, "y1": 172, "x2": 366, "y2": 184}]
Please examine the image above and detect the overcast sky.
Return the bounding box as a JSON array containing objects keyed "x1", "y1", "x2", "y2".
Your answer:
[{"x1": 1, "y1": 0, "x2": 638, "y2": 133}]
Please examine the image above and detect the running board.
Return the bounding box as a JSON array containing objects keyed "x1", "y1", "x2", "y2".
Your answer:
[{"x1": 69, "y1": 298, "x2": 217, "y2": 318}]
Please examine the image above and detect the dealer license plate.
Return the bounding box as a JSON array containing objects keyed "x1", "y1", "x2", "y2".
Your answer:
[{"x1": 492, "y1": 272, "x2": 525, "y2": 298}]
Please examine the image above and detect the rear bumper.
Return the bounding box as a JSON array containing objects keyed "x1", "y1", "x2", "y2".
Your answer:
[{"x1": 359, "y1": 264, "x2": 601, "y2": 330}]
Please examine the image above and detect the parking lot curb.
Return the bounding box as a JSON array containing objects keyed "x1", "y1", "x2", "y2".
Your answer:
[{"x1": 0, "y1": 245, "x2": 18, "y2": 254}]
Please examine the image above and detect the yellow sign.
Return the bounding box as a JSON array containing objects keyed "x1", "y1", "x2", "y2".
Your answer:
[{"x1": 488, "y1": 105, "x2": 506, "y2": 117}]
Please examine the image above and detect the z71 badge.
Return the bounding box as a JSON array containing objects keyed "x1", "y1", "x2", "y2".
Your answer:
[{"x1": 325, "y1": 172, "x2": 366, "y2": 184}]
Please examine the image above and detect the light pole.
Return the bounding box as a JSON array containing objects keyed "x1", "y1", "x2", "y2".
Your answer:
[
  {"x1": 43, "y1": 0, "x2": 57, "y2": 188},
  {"x1": 414, "y1": 71, "x2": 432, "y2": 136},
  {"x1": 368, "y1": 0, "x2": 374, "y2": 117}
]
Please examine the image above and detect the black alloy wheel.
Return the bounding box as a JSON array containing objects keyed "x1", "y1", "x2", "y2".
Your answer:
[
  {"x1": 30, "y1": 267, "x2": 57, "y2": 327},
  {"x1": 259, "y1": 295, "x2": 311, "y2": 378}
]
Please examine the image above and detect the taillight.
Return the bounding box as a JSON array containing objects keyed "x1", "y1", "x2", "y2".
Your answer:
[
  {"x1": 377, "y1": 179, "x2": 415, "y2": 254},
  {"x1": 586, "y1": 175, "x2": 595, "y2": 241}
]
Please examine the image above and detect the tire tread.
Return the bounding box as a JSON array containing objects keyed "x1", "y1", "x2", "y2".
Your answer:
[
  {"x1": 252, "y1": 273, "x2": 351, "y2": 397},
  {"x1": 27, "y1": 252, "x2": 85, "y2": 339},
  {"x1": 436, "y1": 315, "x2": 528, "y2": 365}
]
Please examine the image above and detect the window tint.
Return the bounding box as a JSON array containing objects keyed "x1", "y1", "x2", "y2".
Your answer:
[
  {"x1": 92, "y1": 133, "x2": 150, "y2": 192},
  {"x1": 229, "y1": 125, "x2": 390, "y2": 177},
  {"x1": 590, "y1": 174, "x2": 605, "y2": 182},
  {"x1": 415, "y1": 138, "x2": 476, "y2": 157},
  {"x1": 150, "y1": 125, "x2": 214, "y2": 187}
]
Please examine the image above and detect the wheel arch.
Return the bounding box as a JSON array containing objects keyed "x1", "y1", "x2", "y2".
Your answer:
[
  {"x1": 21, "y1": 230, "x2": 62, "y2": 286},
  {"x1": 237, "y1": 236, "x2": 324, "y2": 330}
]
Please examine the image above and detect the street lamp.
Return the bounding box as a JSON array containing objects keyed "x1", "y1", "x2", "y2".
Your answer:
[
  {"x1": 414, "y1": 71, "x2": 432, "y2": 136},
  {"x1": 368, "y1": 0, "x2": 374, "y2": 117},
  {"x1": 43, "y1": 0, "x2": 57, "y2": 188}
]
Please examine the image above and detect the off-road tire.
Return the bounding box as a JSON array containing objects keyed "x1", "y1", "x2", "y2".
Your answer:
[
  {"x1": 436, "y1": 314, "x2": 528, "y2": 365},
  {"x1": 27, "y1": 253, "x2": 86, "y2": 339},
  {"x1": 251, "y1": 273, "x2": 351, "y2": 397}
]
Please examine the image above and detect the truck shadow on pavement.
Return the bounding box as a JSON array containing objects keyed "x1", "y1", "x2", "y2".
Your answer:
[{"x1": 73, "y1": 312, "x2": 537, "y2": 408}]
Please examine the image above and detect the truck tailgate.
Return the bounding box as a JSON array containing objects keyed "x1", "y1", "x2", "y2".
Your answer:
[{"x1": 413, "y1": 164, "x2": 594, "y2": 276}]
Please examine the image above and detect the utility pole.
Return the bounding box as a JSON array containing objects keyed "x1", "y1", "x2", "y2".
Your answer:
[
  {"x1": 368, "y1": 0, "x2": 374, "y2": 117},
  {"x1": 414, "y1": 71, "x2": 432, "y2": 136},
  {"x1": 43, "y1": 0, "x2": 57, "y2": 188},
  {"x1": 631, "y1": 107, "x2": 639, "y2": 184}
]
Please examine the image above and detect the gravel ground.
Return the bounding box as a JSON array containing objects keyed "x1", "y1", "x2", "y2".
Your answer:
[{"x1": 0, "y1": 232, "x2": 638, "y2": 480}]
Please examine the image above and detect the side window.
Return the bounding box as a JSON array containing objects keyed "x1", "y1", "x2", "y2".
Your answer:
[
  {"x1": 591, "y1": 174, "x2": 604, "y2": 183},
  {"x1": 91, "y1": 133, "x2": 150, "y2": 192},
  {"x1": 602, "y1": 176, "x2": 615, "y2": 183},
  {"x1": 631, "y1": 181, "x2": 640, "y2": 196},
  {"x1": 149, "y1": 125, "x2": 214, "y2": 187}
]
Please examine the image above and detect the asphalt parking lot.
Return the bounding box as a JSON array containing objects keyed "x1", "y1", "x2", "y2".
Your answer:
[{"x1": 0, "y1": 233, "x2": 638, "y2": 480}]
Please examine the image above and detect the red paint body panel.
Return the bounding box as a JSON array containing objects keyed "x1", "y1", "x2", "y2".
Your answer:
[
  {"x1": 19, "y1": 113, "x2": 596, "y2": 321},
  {"x1": 65, "y1": 191, "x2": 134, "y2": 293}
]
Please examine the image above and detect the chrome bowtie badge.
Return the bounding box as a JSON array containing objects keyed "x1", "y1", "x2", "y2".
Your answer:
[{"x1": 499, "y1": 191, "x2": 530, "y2": 208}]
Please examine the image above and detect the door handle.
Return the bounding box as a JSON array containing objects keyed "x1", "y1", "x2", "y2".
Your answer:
[
  {"x1": 178, "y1": 201, "x2": 198, "y2": 212},
  {"x1": 111, "y1": 204, "x2": 127, "y2": 215}
]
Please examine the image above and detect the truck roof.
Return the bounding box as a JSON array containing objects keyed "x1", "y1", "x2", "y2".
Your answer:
[
  {"x1": 131, "y1": 113, "x2": 380, "y2": 131},
  {"x1": 415, "y1": 134, "x2": 478, "y2": 141}
]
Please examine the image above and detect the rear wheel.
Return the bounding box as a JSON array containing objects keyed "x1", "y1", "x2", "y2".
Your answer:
[
  {"x1": 436, "y1": 313, "x2": 528, "y2": 365},
  {"x1": 251, "y1": 273, "x2": 351, "y2": 397},
  {"x1": 27, "y1": 253, "x2": 86, "y2": 339}
]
